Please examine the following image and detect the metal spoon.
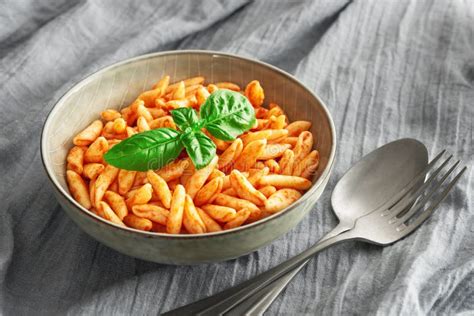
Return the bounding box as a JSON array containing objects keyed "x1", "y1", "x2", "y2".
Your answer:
[{"x1": 163, "y1": 138, "x2": 430, "y2": 315}]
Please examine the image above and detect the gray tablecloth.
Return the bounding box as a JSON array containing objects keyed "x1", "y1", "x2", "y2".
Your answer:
[{"x1": 1, "y1": 0, "x2": 473, "y2": 314}]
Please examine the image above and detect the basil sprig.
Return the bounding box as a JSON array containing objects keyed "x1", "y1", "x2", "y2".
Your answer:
[
  {"x1": 104, "y1": 90, "x2": 256, "y2": 171},
  {"x1": 200, "y1": 90, "x2": 256, "y2": 141}
]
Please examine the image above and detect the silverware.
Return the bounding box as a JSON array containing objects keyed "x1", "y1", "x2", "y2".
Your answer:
[
  {"x1": 230, "y1": 152, "x2": 464, "y2": 315},
  {"x1": 162, "y1": 142, "x2": 465, "y2": 316}
]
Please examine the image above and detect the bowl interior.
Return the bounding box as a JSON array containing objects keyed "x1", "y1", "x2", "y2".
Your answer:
[{"x1": 42, "y1": 51, "x2": 335, "y2": 227}]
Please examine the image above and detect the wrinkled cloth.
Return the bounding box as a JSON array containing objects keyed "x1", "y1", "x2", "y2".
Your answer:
[{"x1": 0, "y1": 0, "x2": 473, "y2": 314}]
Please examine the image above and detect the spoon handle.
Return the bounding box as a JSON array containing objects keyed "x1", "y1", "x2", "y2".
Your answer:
[
  {"x1": 162, "y1": 228, "x2": 356, "y2": 316},
  {"x1": 225, "y1": 261, "x2": 305, "y2": 316},
  {"x1": 225, "y1": 224, "x2": 352, "y2": 316}
]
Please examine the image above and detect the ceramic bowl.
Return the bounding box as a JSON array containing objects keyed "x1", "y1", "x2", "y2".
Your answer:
[{"x1": 41, "y1": 50, "x2": 336, "y2": 264}]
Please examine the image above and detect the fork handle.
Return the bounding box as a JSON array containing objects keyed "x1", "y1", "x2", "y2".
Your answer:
[
  {"x1": 162, "y1": 228, "x2": 356, "y2": 316},
  {"x1": 225, "y1": 223, "x2": 352, "y2": 316},
  {"x1": 225, "y1": 263, "x2": 305, "y2": 316}
]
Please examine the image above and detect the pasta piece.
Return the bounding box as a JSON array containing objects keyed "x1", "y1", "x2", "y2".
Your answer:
[
  {"x1": 264, "y1": 189, "x2": 302, "y2": 213},
  {"x1": 149, "y1": 116, "x2": 169, "y2": 129},
  {"x1": 216, "y1": 82, "x2": 241, "y2": 91},
  {"x1": 73, "y1": 120, "x2": 103, "y2": 146},
  {"x1": 197, "y1": 208, "x2": 222, "y2": 232},
  {"x1": 136, "y1": 103, "x2": 153, "y2": 122},
  {"x1": 126, "y1": 183, "x2": 153, "y2": 208},
  {"x1": 285, "y1": 121, "x2": 311, "y2": 137},
  {"x1": 293, "y1": 150, "x2": 319, "y2": 177},
  {"x1": 152, "y1": 75, "x2": 170, "y2": 91},
  {"x1": 264, "y1": 159, "x2": 280, "y2": 174},
  {"x1": 166, "y1": 76, "x2": 204, "y2": 93},
  {"x1": 184, "y1": 84, "x2": 202, "y2": 96},
  {"x1": 132, "y1": 204, "x2": 169, "y2": 226},
  {"x1": 101, "y1": 109, "x2": 121, "y2": 121},
  {"x1": 279, "y1": 149, "x2": 295, "y2": 175},
  {"x1": 112, "y1": 118, "x2": 127, "y2": 134},
  {"x1": 222, "y1": 187, "x2": 238, "y2": 196},
  {"x1": 201, "y1": 204, "x2": 237, "y2": 222},
  {"x1": 94, "y1": 165, "x2": 119, "y2": 207},
  {"x1": 224, "y1": 208, "x2": 251, "y2": 229},
  {"x1": 269, "y1": 115, "x2": 287, "y2": 130},
  {"x1": 218, "y1": 138, "x2": 243, "y2": 170},
  {"x1": 266, "y1": 103, "x2": 285, "y2": 118},
  {"x1": 245, "y1": 80, "x2": 264, "y2": 107},
  {"x1": 213, "y1": 193, "x2": 260, "y2": 212},
  {"x1": 166, "y1": 184, "x2": 186, "y2": 234},
  {"x1": 104, "y1": 191, "x2": 128, "y2": 220},
  {"x1": 66, "y1": 170, "x2": 91, "y2": 209},
  {"x1": 138, "y1": 88, "x2": 163, "y2": 107},
  {"x1": 280, "y1": 136, "x2": 298, "y2": 147},
  {"x1": 137, "y1": 116, "x2": 150, "y2": 132},
  {"x1": 258, "y1": 185, "x2": 277, "y2": 198},
  {"x1": 300, "y1": 151, "x2": 320, "y2": 179},
  {"x1": 156, "y1": 158, "x2": 190, "y2": 182},
  {"x1": 257, "y1": 143, "x2": 291, "y2": 160},
  {"x1": 185, "y1": 156, "x2": 218, "y2": 198},
  {"x1": 208, "y1": 169, "x2": 225, "y2": 180},
  {"x1": 123, "y1": 214, "x2": 152, "y2": 231},
  {"x1": 259, "y1": 174, "x2": 312, "y2": 190},
  {"x1": 172, "y1": 81, "x2": 185, "y2": 100},
  {"x1": 83, "y1": 163, "x2": 105, "y2": 180},
  {"x1": 84, "y1": 136, "x2": 108, "y2": 163},
  {"x1": 196, "y1": 86, "x2": 211, "y2": 106},
  {"x1": 229, "y1": 170, "x2": 267, "y2": 206},
  {"x1": 194, "y1": 177, "x2": 223, "y2": 206},
  {"x1": 66, "y1": 146, "x2": 84, "y2": 175},
  {"x1": 147, "y1": 171, "x2": 172, "y2": 208},
  {"x1": 133, "y1": 171, "x2": 148, "y2": 186},
  {"x1": 89, "y1": 178, "x2": 96, "y2": 208},
  {"x1": 126, "y1": 126, "x2": 137, "y2": 138},
  {"x1": 164, "y1": 99, "x2": 192, "y2": 110},
  {"x1": 98, "y1": 201, "x2": 125, "y2": 226},
  {"x1": 234, "y1": 139, "x2": 266, "y2": 171},
  {"x1": 247, "y1": 167, "x2": 269, "y2": 187},
  {"x1": 207, "y1": 84, "x2": 219, "y2": 93},
  {"x1": 240, "y1": 129, "x2": 288, "y2": 145},
  {"x1": 118, "y1": 169, "x2": 137, "y2": 195},
  {"x1": 293, "y1": 131, "x2": 313, "y2": 169},
  {"x1": 148, "y1": 107, "x2": 167, "y2": 119},
  {"x1": 183, "y1": 195, "x2": 206, "y2": 234}
]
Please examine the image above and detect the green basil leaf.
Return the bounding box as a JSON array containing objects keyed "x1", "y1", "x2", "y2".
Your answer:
[
  {"x1": 104, "y1": 128, "x2": 183, "y2": 171},
  {"x1": 171, "y1": 107, "x2": 200, "y2": 131},
  {"x1": 200, "y1": 90, "x2": 256, "y2": 141},
  {"x1": 180, "y1": 130, "x2": 216, "y2": 169}
]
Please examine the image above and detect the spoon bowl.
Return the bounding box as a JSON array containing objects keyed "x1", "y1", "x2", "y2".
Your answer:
[{"x1": 328, "y1": 138, "x2": 428, "y2": 239}]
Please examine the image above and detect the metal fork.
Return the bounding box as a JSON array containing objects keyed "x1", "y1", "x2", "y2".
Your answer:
[{"x1": 162, "y1": 153, "x2": 466, "y2": 316}]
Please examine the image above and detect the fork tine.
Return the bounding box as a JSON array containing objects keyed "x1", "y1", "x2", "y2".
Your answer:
[
  {"x1": 390, "y1": 160, "x2": 460, "y2": 224},
  {"x1": 395, "y1": 166, "x2": 466, "y2": 233},
  {"x1": 381, "y1": 151, "x2": 450, "y2": 217},
  {"x1": 403, "y1": 155, "x2": 453, "y2": 202},
  {"x1": 381, "y1": 150, "x2": 446, "y2": 213}
]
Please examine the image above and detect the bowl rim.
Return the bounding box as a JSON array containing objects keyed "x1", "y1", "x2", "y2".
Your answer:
[{"x1": 41, "y1": 49, "x2": 337, "y2": 239}]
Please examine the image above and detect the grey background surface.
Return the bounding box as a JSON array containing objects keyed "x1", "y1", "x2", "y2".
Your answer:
[{"x1": 1, "y1": 0, "x2": 473, "y2": 314}]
